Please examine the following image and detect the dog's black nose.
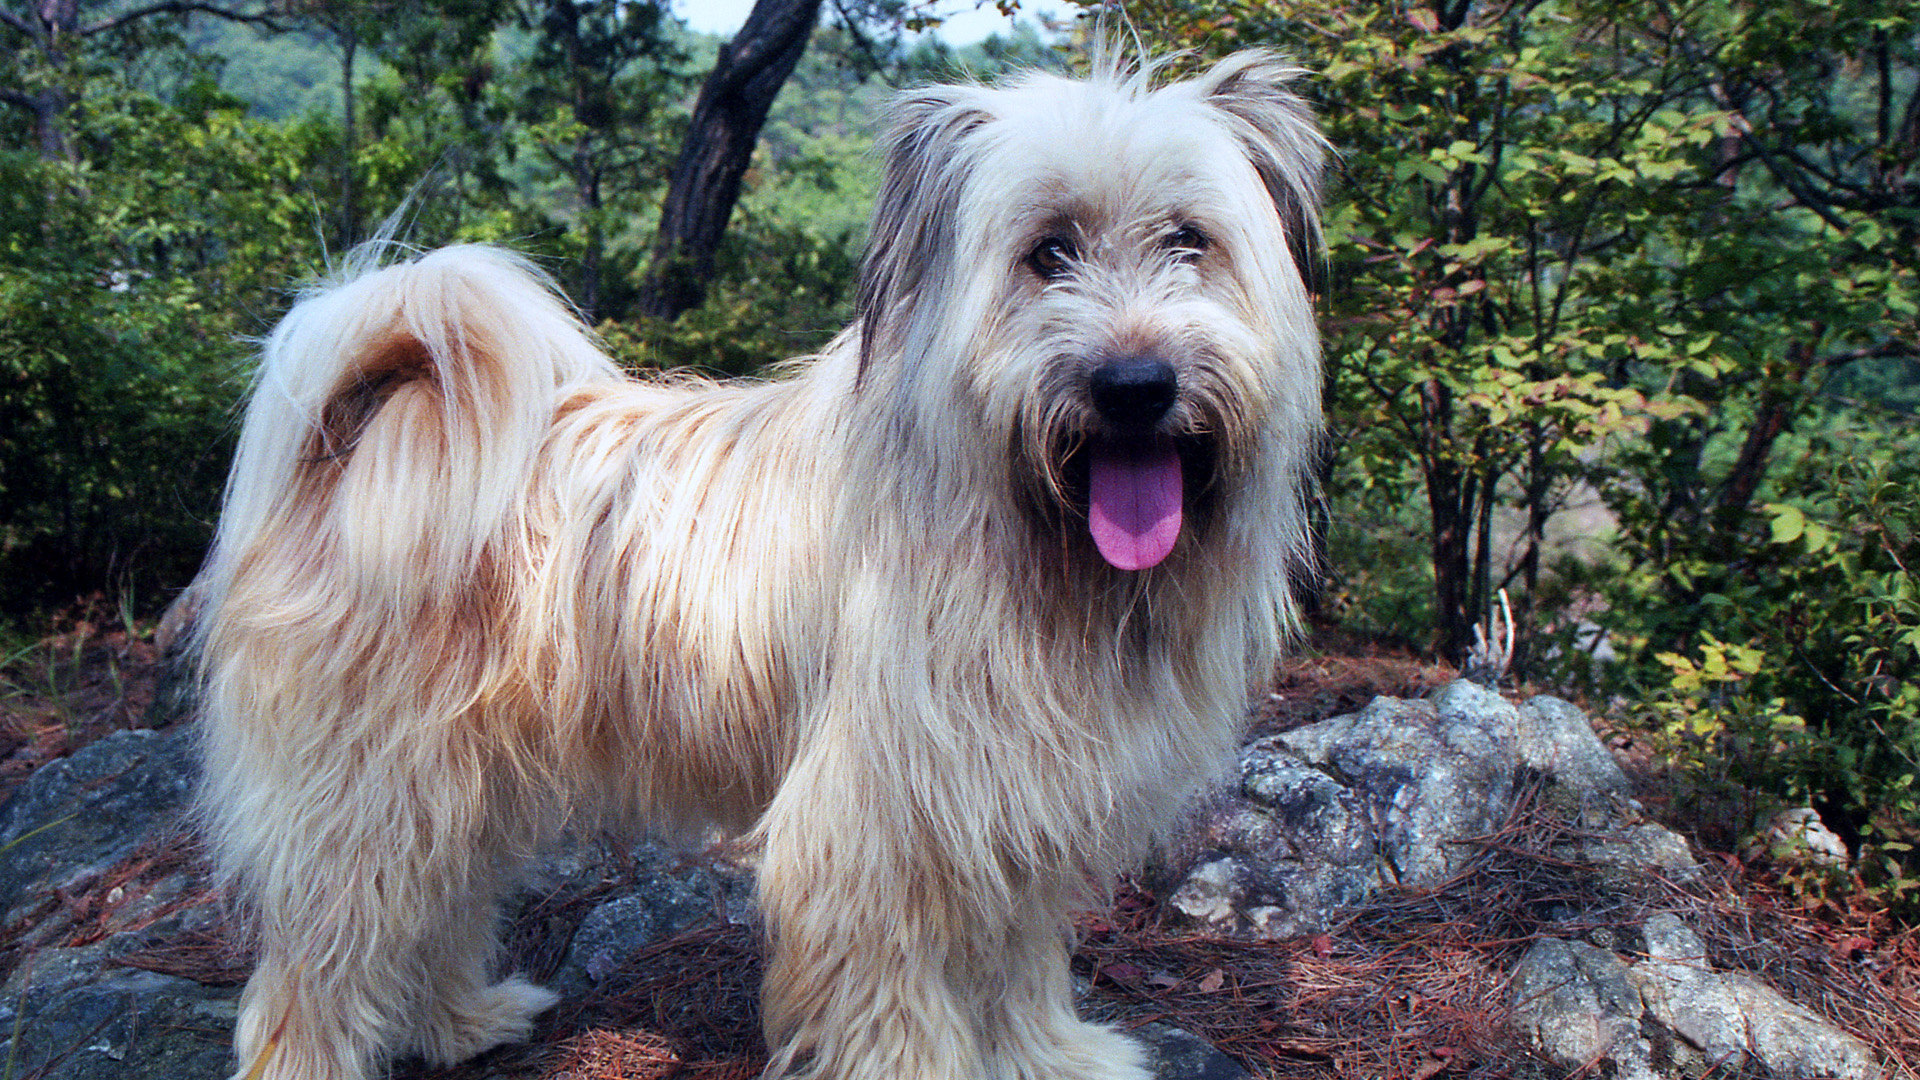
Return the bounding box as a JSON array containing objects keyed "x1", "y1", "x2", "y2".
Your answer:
[{"x1": 1089, "y1": 357, "x2": 1177, "y2": 429}]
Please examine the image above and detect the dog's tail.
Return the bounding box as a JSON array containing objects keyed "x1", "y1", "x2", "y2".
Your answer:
[{"x1": 201, "y1": 245, "x2": 620, "y2": 617}]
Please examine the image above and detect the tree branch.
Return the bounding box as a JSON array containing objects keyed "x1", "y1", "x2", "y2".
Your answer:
[
  {"x1": 1704, "y1": 80, "x2": 1856, "y2": 232},
  {"x1": 827, "y1": 0, "x2": 888, "y2": 81},
  {"x1": 81, "y1": 1, "x2": 289, "y2": 36},
  {"x1": 1818, "y1": 341, "x2": 1920, "y2": 368}
]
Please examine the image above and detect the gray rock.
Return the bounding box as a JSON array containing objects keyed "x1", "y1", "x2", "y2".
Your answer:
[
  {"x1": 1631, "y1": 914, "x2": 1879, "y2": 1079},
  {"x1": 1509, "y1": 937, "x2": 1659, "y2": 1080},
  {"x1": 0, "y1": 969, "x2": 234, "y2": 1080},
  {"x1": 1134, "y1": 1024, "x2": 1246, "y2": 1080},
  {"x1": 0, "y1": 728, "x2": 197, "y2": 917},
  {"x1": 1516, "y1": 694, "x2": 1633, "y2": 799},
  {"x1": 1512, "y1": 915, "x2": 1880, "y2": 1080},
  {"x1": 1746, "y1": 807, "x2": 1851, "y2": 871},
  {"x1": 0, "y1": 727, "x2": 237, "y2": 1079},
  {"x1": 1275, "y1": 681, "x2": 1517, "y2": 887},
  {"x1": 1169, "y1": 857, "x2": 1242, "y2": 930},
  {"x1": 1171, "y1": 743, "x2": 1382, "y2": 937},
  {"x1": 1172, "y1": 682, "x2": 1697, "y2": 939},
  {"x1": 544, "y1": 838, "x2": 757, "y2": 1002},
  {"x1": 565, "y1": 891, "x2": 674, "y2": 987},
  {"x1": 1578, "y1": 823, "x2": 1700, "y2": 879}
]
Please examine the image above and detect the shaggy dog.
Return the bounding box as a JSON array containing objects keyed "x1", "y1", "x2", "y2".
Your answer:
[{"x1": 193, "y1": 51, "x2": 1325, "y2": 1080}]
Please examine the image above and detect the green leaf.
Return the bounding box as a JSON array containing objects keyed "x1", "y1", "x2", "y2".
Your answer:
[{"x1": 1769, "y1": 504, "x2": 1807, "y2": 545}]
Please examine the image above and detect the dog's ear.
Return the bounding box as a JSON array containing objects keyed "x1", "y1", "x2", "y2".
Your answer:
[
  {"x1": 857, "y1": 86, "x2": 994, "y2": 377},
  {"x1": 1193, "y1": 52, "x2": 1328, "y2": 293}
]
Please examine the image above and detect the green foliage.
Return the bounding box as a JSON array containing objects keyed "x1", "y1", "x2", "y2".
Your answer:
[
  {"x1": 606, "y1": 213, "x2": 859, "y2": 375},
  {"x1": 0, "y1": 80, "x2": 322, "y2": 621},
  {"x1": 1624, "y1": 427, "x2": 1920, "y2": 909},
  {"x1": 495, "y1": 0, "x2": 695, "y2": 319},
  {"x1": 1127, "y1": 0, "x2": 1916, "y2": 684}
]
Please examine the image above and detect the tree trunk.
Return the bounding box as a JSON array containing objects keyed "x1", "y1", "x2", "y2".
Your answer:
[
  {"x1": 340, "y1": 27, "x2": 359, "y2": 251},
  {"x1": 1712, "y1": 336, "x2": 1823, "y2": 552},
  {"x1": 1509, "y1": 422, "x2": 1550, "y2": 678},
  {"x1": 577, "y1": 136, "x2": 602, "y2": 320},
  {"x1": 1421, "y1": 378, "x2": 1475, "y2": 667},
  {"x1": 12, "y1": 0, "x2": 79, "y2": 163},
  {"x1": 27, "y1": 88, "x2": 70, "y2": 162},
  {"x1": 636, "y1": 0, "x2": 822, "y2": 321}
]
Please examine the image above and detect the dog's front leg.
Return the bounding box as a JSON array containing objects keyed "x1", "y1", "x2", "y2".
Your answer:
[
  {"x1": 753, "y1": 744, "x2": 1150, "y2": 1080},
  {"x1": 755, "y1": 745, "x2": 995, "y2": 1080},
  {"x1": 980, "y1": 917, "x2": 1151, "y2": 1080}
]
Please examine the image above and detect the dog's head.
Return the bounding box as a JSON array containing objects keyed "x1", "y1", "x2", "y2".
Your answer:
[{"x1": 856, "y1": 51, "x2": 1326, "y2": 573}]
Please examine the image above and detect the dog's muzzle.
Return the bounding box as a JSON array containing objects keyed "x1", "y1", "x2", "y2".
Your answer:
[{"x1": 1083, "y1": 355, "x2": 1185, "y2": 573}]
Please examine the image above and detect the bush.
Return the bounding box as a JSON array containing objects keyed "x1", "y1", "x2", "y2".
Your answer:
[
  {"x1": 1620, "y1": 423, "x2": 1920, "y2": 909},
  {"x1": 605, "y1": 215, "x2": 859, "y2": 377},
  {"x1": 0, "y1": 85, "x2": 322, "y2": 626}
]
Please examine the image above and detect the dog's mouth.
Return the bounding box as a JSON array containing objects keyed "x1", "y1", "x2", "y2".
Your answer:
[{"x1": 1057, "y1": 434, "x2": 1217, "y2": 572}]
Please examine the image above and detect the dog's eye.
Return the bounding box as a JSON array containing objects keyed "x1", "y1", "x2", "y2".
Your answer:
[
  {"x1": 1026, "y1": 237, "x2": 1077, "y2": 280},
  {"x1": 1168, "y1": 225, "x2": 1210, "y2": 263}
]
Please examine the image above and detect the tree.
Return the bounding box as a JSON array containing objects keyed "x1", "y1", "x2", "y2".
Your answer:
[
  {"x1": 1128, "y1": 0, "x2": 1714, "y2": 665},
  {"x1": 0, "y1": 59, "x2": 319, "y2": 617},
  {"x1": 0, "y1": 0, "x2": 282, "y2": 162},
  {"x1": 276, "y1": 0, "x2": 423, "y2": 250},
  {"x1": 486, "y1": 0, "x2": 687, "y2": 320},
  {"x1": 1597, "y1": 0, "x2": 1918, "y2": 598},
  {"x1": 638, "y1": 0, "x2": 824, "y2": 320}
]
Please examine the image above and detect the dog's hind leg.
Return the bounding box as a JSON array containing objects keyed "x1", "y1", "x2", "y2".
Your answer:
[
  {"x1": 212, "y1": 712, "x2": 551, "y2": 1080},
  {"x1": 225, "y1": 826, "x2": 552, "y2": 1080},
  {"x1": 231, "y1": 903, "x2": 551, "y2": 1080},
  {"x1": 404, "y1": 888, "x2": 559, "y2": 1067}
]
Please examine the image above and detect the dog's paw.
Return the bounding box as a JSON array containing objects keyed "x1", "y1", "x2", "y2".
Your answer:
[
  {"x1": 999, "y1": 1020, "x2": 1152, "y2": 1080},
  {"x1": 413, "y1": 976, "x2": 559, "y2": 1065}
]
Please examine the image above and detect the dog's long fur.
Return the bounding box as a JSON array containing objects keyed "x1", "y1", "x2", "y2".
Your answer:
[{"x1": 194, "y1": 52, "x2": 1325, "y2": 1080}]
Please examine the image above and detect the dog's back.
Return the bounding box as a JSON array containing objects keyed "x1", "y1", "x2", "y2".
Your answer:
[
  {"x1": 197, "y1": 247, "x2": 837, "y2": 847},
  {"x1": 511, "y1": 357, "x2": 844, "y2": 832}
]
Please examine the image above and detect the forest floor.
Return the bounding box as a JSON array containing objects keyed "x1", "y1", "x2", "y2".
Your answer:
[{"x1": 4, "y1": 605, "x2": 1920, "y2": 1078}]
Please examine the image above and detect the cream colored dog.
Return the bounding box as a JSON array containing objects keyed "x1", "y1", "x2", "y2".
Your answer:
[{"x1": 194, "y1": 51, "x2": 1324, "y2": 1080}]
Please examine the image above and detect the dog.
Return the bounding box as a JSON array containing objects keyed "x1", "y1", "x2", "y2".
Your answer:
[{"x1": 191, "y1": 50, "x2": 1325, "y2": 1080}]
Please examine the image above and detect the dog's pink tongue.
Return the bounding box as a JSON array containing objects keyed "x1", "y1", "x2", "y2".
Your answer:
[{"x1": 1088, "y1": 444, "x2": 1183, "y2": 571}]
